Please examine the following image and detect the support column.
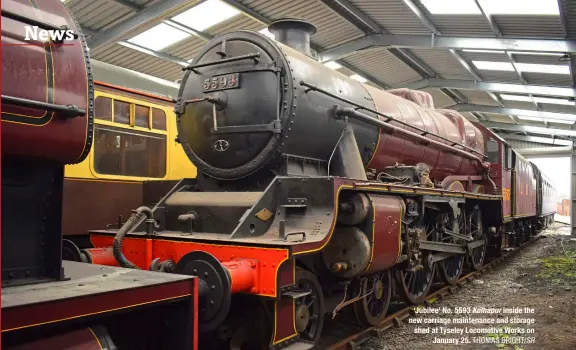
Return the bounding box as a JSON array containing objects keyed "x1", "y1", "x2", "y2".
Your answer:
[{"x1": 571, "y1": 141, "x2": 576, "y2": 235}]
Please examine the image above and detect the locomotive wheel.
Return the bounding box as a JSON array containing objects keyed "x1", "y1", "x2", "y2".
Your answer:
[
  {"x1": 432, "y1": 212, "x2": 465, "y2": 285},
  {"x1": 295, "y1": 267, "x2": 325, "y2": 343},
  {"x1": 467, "y1": 206, "x2": 487, "y2": 271},
  {"x1": 353, "y1": 270, "x2": 392, "y2": 327},
  {"x1": 395, "y1": 261, "x2": 435, "y2": 305}
]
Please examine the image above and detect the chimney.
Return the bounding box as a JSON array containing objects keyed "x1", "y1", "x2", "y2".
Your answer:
[{"x1": 267, "y1": 18, "x2": 317, "y2": 56}]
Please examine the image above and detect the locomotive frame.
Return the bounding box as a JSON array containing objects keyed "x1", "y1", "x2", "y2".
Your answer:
[{"x1": 75, "y1": 18, "x2": 556, "y2": 350}]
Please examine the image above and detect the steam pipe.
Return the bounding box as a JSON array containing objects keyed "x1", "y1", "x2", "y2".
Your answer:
[{"x1": 112, "y1": 206, "x2": 153, "y2": 269}]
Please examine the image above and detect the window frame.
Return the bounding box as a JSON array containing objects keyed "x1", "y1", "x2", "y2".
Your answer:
[{"x1": 90, "y1": 91, "x2": 170, "y2": 181}]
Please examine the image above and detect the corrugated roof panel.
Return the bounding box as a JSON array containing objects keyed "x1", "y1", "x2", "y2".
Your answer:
[
  {"x1": 563, "y1": 0, "x2": 576, "y2": 39},
  {"x1": 342, "y1": 48, "x2": 422, "y2": 87},
  {"x1": 422, "y1": 88, "x2": 455, "y2": 109},
  {"x1": 459, "y1": 51, "x2": 510, "y2": 63},
  {"x1": 506, "y1": 139, "x2": 554, "y2": 149},
  {"x1": 502, "y1": 101, "x2": 537, "y2": 110},
  {"x1": 477, "y1": 71, "x2": 522, "y2": 84},
  {"x1": 67, "y1": 0, "x2": 134, "y2": 31},
  {"x1": 458, "y1": 90, "x2": 499, "y2": 106},
  {"x1": 488, "y1": 114, "x2": 515, "y2": 123},
  {"x1": 165, "y1": 15, "x2": 261, "y2": 61},
  {"x1": 411, "y1": 2, "x2": 493, "y2": 35},
  {"x1": 538, "y1": 103, "x2": 576, "y2": 114},
  {"x1": 238, "y1": 0, "x2": 365, "y2": 49},
  {"x1": 523, "y1": 73, "x2": 573, "y2": 87},
  {"x1": 348, "y1": 0, "x2": 431, "y2": 34},
  {"x1": 461, "y1": 112, "x2": 478, "y2": 121},
  {"x1": 408, "y1": 48, "x2": 475, "y2": 80},
  {"x1": 91, "y1": 43, "x2": 183, "y2": 81},
  {"x1": 429, "y1": 15, "x2": 495, "y2": 36},
  {"x1": 493, "y1": 15, "x2": 564, "y2": 38}
]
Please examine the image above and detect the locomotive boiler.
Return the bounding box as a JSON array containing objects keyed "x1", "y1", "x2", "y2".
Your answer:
[
  {"x1": 80, "y1": 18, "x2": 552, "y2": 350},
  {"x1": 1, "y1": 1, "x2": 198, "y2": 349}
]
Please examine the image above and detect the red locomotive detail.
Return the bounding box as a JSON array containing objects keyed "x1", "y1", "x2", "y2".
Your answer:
[
  {"x1": 75, "y1": 19, "x2": 556, "y2": 350},
  {"x1": 2, "y1": 0, "x2": 92, "y2": 164},
  {"x1": 1, "y1": 1, "x2": 199, "y2": 349}
]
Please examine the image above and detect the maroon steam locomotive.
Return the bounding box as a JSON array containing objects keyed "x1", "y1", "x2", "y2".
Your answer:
[
  {"x1": 70, "y1": 19, "x2": 555, "y2": 350},
  {"x1": 1, "y1": 1, "x2": 198, "y2": 349}
]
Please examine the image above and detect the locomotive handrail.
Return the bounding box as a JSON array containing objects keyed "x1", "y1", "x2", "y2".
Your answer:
[
  {"x1": 1, "y1": 9, "x2": 79, "y2": 42},
  {"x1": 1, "y1": 95, "x2": 85, "y2": 118},
  {"x1": 183, "y1": 53, "x2": 261, "y2": 72},
  {"x1": 331, "y1": 105, "x2": 489, "y2": 168},
  {"x1": 300, "y1": 81, "x2": 488, "y2": 160}
]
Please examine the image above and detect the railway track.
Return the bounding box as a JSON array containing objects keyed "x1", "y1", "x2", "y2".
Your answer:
[{"x1": 321, "y1": 235, "x2": 543, "y2": 350}]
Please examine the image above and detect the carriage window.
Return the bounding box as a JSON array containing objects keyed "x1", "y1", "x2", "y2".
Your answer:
[
  {"x1": 93, "y1": 125, "x2": 166, "y2": 178},
  {"x1": 487, "y1": 139, "x2": 499, "y2": 163},
  {"x1": 95, "y1": 97, "x2": 112, "y2": 121},
  {"x1": 135, "y1": 105, "x2": 150, "y2": 128},
  {"x1": 114, "y1": 100, "x2": 130, "y2": 125},
  {"x1": 152, "y1": 108, "x2": 167, "y2": 131}
]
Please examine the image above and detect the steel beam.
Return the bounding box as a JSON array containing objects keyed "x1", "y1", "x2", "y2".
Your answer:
[
  {"x1": 117, "y1": 41, "x2": 188, "y2": 66},
  {"x1": 474, "y1": 0, "x2": 501, "y2": 36},
  {"x1": 503, "y1": 134, "x2": 573, "y2": 146},
  {"x1": 318, "y1": 0, "x2": 381, "y2": 34},
  {"x1": 164, "y1": 19, "x2": 214, "y2": 41},
  {"x1": 80, "y1": 26, "x2": 98, "y2": 37},
  {"x1": 317, "y1": 34, "x2": 576, "y2": 62},
  {"x1": 400, "y1": 0, "x2": 440, "y2": 35},
  {"x1": 571, "y1": 56, "x2": 576, "y2": 88},
  {"x1": 306, "y1": 0, "x2": 434, "y2": 89},
  {"x1": 426, "y1": 79, "x2": 576, "y2": 98},
  {"x1": 451, "y1": 104, "x2": 576, "y2": 121},
  {"x1": 220, "y1": 0, "x2": 270, "y2": 24},
  {"x1": 109, "y1": 0, "x2": 143, "y2": 12},
  {"x1": 558, "y1": 0, "x2": 569, "y2": 38},
  {"x1": 516, "y1": 147, "x2": 571, "y2": 157},
  {"x1": 388, "y1": 48, "x2": 435, "y2": 77},
  {"x1": 337, "y1": 60, "x2": 390, "y2": 89},
  {"x1": 572, "y1": 143, "x2": 576, "y2": 234},
  {"x1": 482, "y1": 122, "x2": 576, "y2": 138},
  {"x1": 88, "y1": 0, "x2": 191, "y2": 50}
]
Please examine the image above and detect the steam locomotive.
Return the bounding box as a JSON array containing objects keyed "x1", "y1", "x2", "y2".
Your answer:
[
  {"x1": 74, "y1": 19, "x2": 555, "y2": 350},
  {"x1": 1, "y1": 1, "x2": 198, "y2": 349}
]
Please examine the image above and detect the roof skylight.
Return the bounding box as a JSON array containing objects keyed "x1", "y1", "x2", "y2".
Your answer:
[
  {"x1": 532, "y1": 97, "x2": 576, "y2": 106},
  {"x1": 508, "y1": 51, "x2": 564, "y2": 56},
  {"x1": 350, "y1": 74, "x2": 368, "y2": 83},
  {"x1": 514, "y1": 63, "x2": 570, "y2": 75},
  {"x1": 462, "y1": 49, "x2": 504, "y2": 54},
  {"x1": 172, "y1": 0, "x2": 240, "y2": 32},
  {"x1": 420, "y1": 0, "x2": 481, "y2": 15},
  {"x1": 472, "y1": 61, "x2": 569, "y2": 74},
  {"x1": 422, "y1": 0, "x2": 560, "y2": 15},
  {"x1": 128, "y1": 23, "x2": 191, "y2": 51},
  {"x1": 325, "y1": 61, "x2": 342, "y2": 70},
  {"x1": 259, "y1": 28, "x2": 275, "y2": 40},
  {"x1": 479, "y1": 0, "x2": 560, "y2": 16},
  {"x1": 472, "y1": 61, "x2": 514, "y2": 71},
  {"x1": 500, "y1": 94, "x2": 533, "y2": 102},
  {"x1": 517, "y1": 116, "x2": 575, "y2": 125}
]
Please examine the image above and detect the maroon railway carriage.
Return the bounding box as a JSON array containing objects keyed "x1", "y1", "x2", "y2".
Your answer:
[
  {"x1": 1, "y1": 1, "x2": 198, "y2": 349},
  {"x1": 72, "y1": 19, "x2": 556, "y2": 350}
]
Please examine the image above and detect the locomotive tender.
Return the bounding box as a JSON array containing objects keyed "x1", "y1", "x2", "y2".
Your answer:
[
  {"x1": 81, "y1": 19, "x2": 556, "y2": 349},
  {"x1": 1, "y1": 1, "x2": 198, "y2": 349}
]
